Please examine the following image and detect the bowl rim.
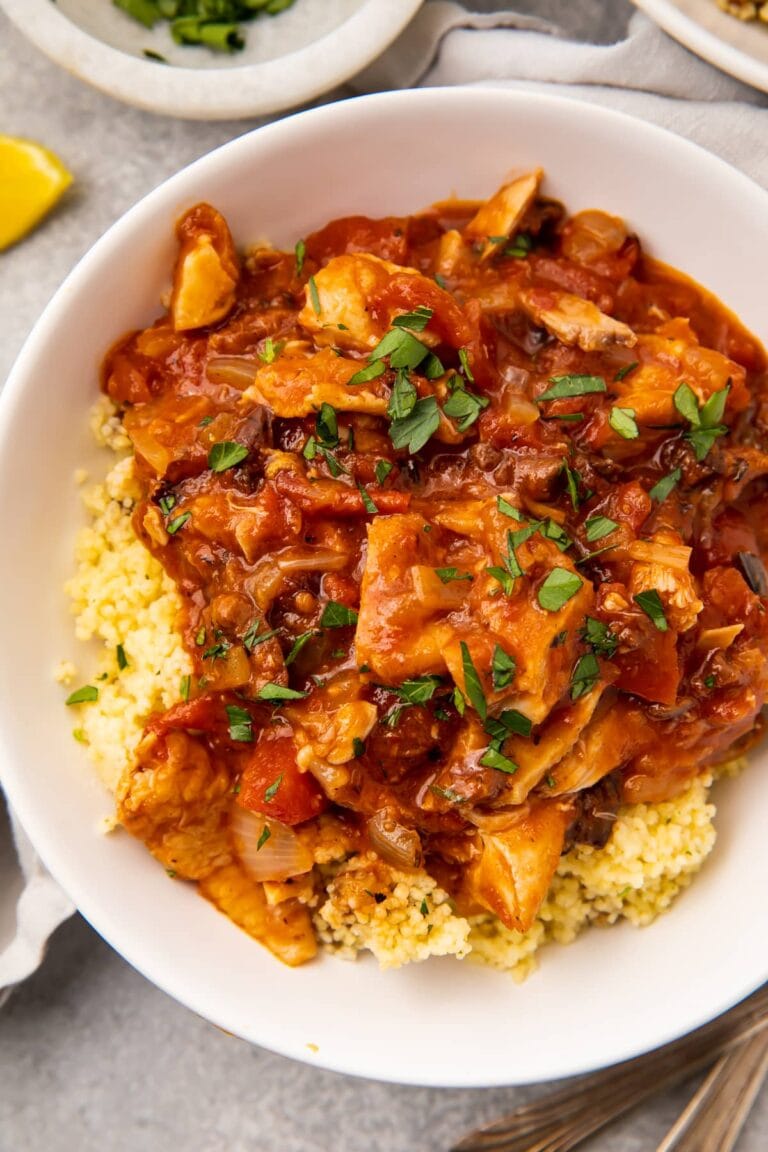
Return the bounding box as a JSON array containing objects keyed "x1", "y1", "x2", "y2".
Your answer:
[
  {"x1": 2, "y1": 86, "x2": 768, "y2": 1086},
  {"x1": 0, "y1": 0, "x2": 424, "y2": 120},
  {"x1": 631, "y1": 0, "x2": 768, "y2": 94}
]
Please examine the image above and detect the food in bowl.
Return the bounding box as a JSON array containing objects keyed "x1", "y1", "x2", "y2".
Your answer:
[
  {"x1": 63, "y1": 167, "x2": 768, "y2": 977},
  {"x1": 716, "y1": 1, "x2": 768, "y2": 25}
]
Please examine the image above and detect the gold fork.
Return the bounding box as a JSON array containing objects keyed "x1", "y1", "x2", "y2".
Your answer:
[{"x1": 451, "y1": 983, "x2": 768, "y2": 1152}]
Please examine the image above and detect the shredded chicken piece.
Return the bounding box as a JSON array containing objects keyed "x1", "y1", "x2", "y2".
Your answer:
[
  {"x1": 464, "y1": 169, "x2": 543, "y2": 260},
  {"x1": 200, "y1": 863, "x2": 317, "y2": 966},
  {"x1": 170, "y1": 205, "x2": 239, "y2": 332},
  {"x1": 629, "y1": 531, "x2": 703, "y2": 633},
  {"x1": 519, "y1": 287, "x2": 637, "y2": 351}
]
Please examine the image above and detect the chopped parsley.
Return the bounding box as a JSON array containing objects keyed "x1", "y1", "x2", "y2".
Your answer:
[
  {"x1": 581, "y1": 617, "x2": 619, "y2": 658},
  {"x1": 243, "y1": 622, "x2": 278, "y2": 652},
  {"x1": 430, "y1": 784, "x2": 464, "y2": 804},
  {"x1": 614, "y1": 361, "x2": 639, "y2": 382},
  {"x1": 264, "y1": 775, "x2": 283, "y2": 803},
  {"x1": 65, "y1": 685, "x2": 98, "y2": 705},
  {"x1": 257, "y1": 683, "x2": 309, "y2": 702},
  {"x1": 459, "y1": 641, "x2": 487, "y2": 720},
  {"x1": 389, "y1": 395, "x2": 440, "y2": 454},
  {"x1": 226, "y1": 704, "x2": 253, "y2": 743},
  {"x1": 116, "y1": 644, "x2": 128, "y2": 671},
  {"x1": 320, "y1": 601, "x2": 359, "y2": 628},
  {"x1": 479, "y1": 746, "x2": 519, "y2": 774},
  {"x1": 537, "y1": 568, "x2": 583, "y2": 612},
  {"x1": 258, "y1": 337, "x2": 283, "y2": 364},
  {"x1": 491, "y1": 644, "x2": 516, "y2": 690},
  {"x1": 435, "y1": 567, "x2": 473, "y2": 584},
  {"x1": 167, "y1": 511, "x2": 191, "y2": 535},
  {"x1": 375, "y1": 459, "x2": 394, "y2": 485},
  {"x1": 609, "y1": 406, "x2": 639, "y2": 439},
  {"x1": 208, "y1": 441, "x2": 248, "y2": 472},
  {"x1": 352, "y1": 738, "x2": 366, "y2": 759},
  {"x1": 561, "y1": 460, "x2": 581, "y2": 511},
  {"x1": 158, "y1": 493, "x2": 176, "y2": 516},
  {"x1": 443, "y1": 379, "x2": 489, "y2": 431},
  {"x1": 673, "y1": 381, "x2": 730, "y2": 461},
  {"x1": 485, "y1": 709, "x2": 532, "y2": 741},
  {"x1": 348, "y1": 359, "x2": 386, "y2": 387},
  {"x1": 203, "y1": 640, "x2": 229, "y2": 661},
  {"x1": 458, "y1": 347, "x2": 475, "y2": 383},
  {"x1": 195, "y1": 626, "x2": 206, "y2": 647},
  {"x1": 308, "y1": 276, "x2": 321, "y2": 316},
  {"x1": 649, "y1": 468, "x2": 682, "y2": 503},
  {"x1": 294, "y1": 238, "x2": 306, "y2": 277},
  {"x1": 257, "y1": 825, "x2": 271, "y2": 851},
  {"x1": 180, "y1": 674, "x2": 191, "y2": 702},
  {"x1": 392, "y1": 306, "x2": 433, "y2": 332},
  {"x1": 537, "y1": 375, "x2": 607, "y2": 403},
  {"x1": 357, "y1": 483, "x2": 378, "y2": 515},
  {"x1": 497, "y1": 496, "x2": 523, "y2": 521},
  {"x1": 486, "y1": 566, "x2": 514, "y2": 595},
  {"x1": 633, "y1": 589, "x2": 668, "y2": 631},
  {"x1": 584, "y1": 515, "x2": 618, "y2": 543},
  {"x1": 391, "y1": 676, "x2": 442, "y2": 705},
  {"x1": 453, "y1": 686, "x2": 466, "y2": 716},
  {"x1": 387, "y1": 371, "x2": 417, "y2": 420},
  {"x1": 570, "y1": 652, "x2": 601, "y2": 700}
]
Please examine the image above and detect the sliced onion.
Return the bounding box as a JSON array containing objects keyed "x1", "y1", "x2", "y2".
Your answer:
[
  {"x1": 231, "y1": 806, "x2": 313, "y2": 882},
  {"x1": 367, "y1": 811, "x2": 422, "y2": 870},
  {"x1": 276, "y1": 548, "x2": 349, "y2": 573},
  {"x1": 698, "y1": 624, "x2": 744, "y2": 651},
  {"x1": 499, "y1": 386, "x2": 539, "y2": 426},
  {"x1": 206, "y1": 356, "x2": 260, "y2": 390}
]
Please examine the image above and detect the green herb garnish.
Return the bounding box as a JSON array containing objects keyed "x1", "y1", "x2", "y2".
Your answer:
[
  {"x1": 294, "y1": 238, "x2": 306, "y2": 277},
  {"x1": 674, "y1": 382, "x2": 730, "y2": 461},
  {"x1": 584, "y1": 515, "x2": 618, "y2": 543},
  {"x1": 392, "y1": 306, "x2": 433, "y2": 332},
  {"x1": 208, "y1": 441, "x2": 248, "y2": 472},
  {"x1": 570, "y1": 652, "x2": 601, "y2": 700},
  {"x1": 479, "y1": 746, "x2": 518, "y2": 774},
  {"x1": 649, "y1": 468, "x2": 682, "y2": 503},
  {"x1": 167, "y1": 511, "x2": 191, "y2": 535},
  {"x1": 257, "y1": 825, "x2": 271, "y2": 851},
  {"x1": 257, "y1": 683, "x2": 309, "y2": 702},
  {"x1": 459, "y1": 641, "x2": 487, "y2": 720},
  {"x1": 634, "y1": 589, "x2": 668, "y2": 631},
  {"x1": 609, "y1": 406, "x2": 639, "y2": 439},
  {"x1": 389, "y1": 395, "x2": 440, "y2": 455},
  {"x1": 348, "y1": 360, "x2": 386, "y2": 387},
  {"x1": 65, "y1": 685, "x2": 98, "y2": 705},
  {"x1": 320, "y1": 601, "x2": 358, "y2": 628},
  {"x1": 491, "y1": 644, "x2": 516, "y2": 690},
  {"x1": 537, "y1": 568, "x2": 583, "y2": 612},
  {"x1": 116, "y1": 644, "x2": 128, "y2": 671},
  {"x1": 435, "y1": 567, "x2": 473, "y2": 584},
  {"x1": 538, "y1": 375, "x2": 607, "y2": 403},
  {"x1": 226, "y1": 704, "x2": 253, "y2": 743},
  {"x1": 375, "y1": 459, "x2": 393, "y2": 485},
  {"x1": 264, "y1": 775, "x2": 283, "y2": 803}
]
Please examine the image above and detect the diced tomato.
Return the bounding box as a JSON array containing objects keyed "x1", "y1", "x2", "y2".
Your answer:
[
  {"x1": 613, "y1": 629, "x2": 680, "y2": 706},
  {"x1": 305, "y1": 216, "x2": 410, "y2": 265},
  {"x1": 146, "y1": 695, "x2": 221, "y2": 737},
  {"x1": 237, "y1": 732, "x2": 327, "y2": 825}
]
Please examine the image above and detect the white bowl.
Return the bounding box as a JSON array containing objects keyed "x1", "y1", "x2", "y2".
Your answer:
[
  {"x1": 0, "y1": 0, "x2": 422, "y2": 119},
  {"x1": 632, "y1": 0, "x2": 768, "y2": 94},
  {"x1": 1, "y1": 89, "x2": 767, "y2": 1087}
]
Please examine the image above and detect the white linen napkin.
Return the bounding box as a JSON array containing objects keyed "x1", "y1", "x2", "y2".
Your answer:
[{"x1": 3, "y1": 0, "x2": 767, "y2": 1001}]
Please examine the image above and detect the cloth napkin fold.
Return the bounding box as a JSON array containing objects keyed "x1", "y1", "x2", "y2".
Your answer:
[{"x1": 3, "y1": 0, "x2": 767, "y2": 1001}]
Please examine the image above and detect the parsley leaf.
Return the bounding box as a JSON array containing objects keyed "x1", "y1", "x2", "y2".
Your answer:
[
  {"x1": 391, "y1": 676, "x2": 442, "y2": 705},
  {"x1": 357, "y1": 483, "x2": 378, "y2": 515},
  {"x1": 458, "y1": 348, "x2": 475, "y2": 383},
  {"x1": 116, "y1": 644, "x2": 128, "y2": 671},
  {"x1": 634, "y1": 589, "x2": 668, "y2": 631},
  {"x1": 208, "y1": 441, "x2": 249, "y2": 472},
  {"x1": 570, "y1": 652, "x2": 600, "y2": 700},
  {"x1": 581, "y1": 617, "x2": 619, "y2": 658},
  {"x1": 649, "y1": 468, "x2": 681, "y2": 503},
  {"x1": 392, "y1": 306, "x2": 433, "y2": 332},
  {"x1": 614, "y1": 361, "x2": 639, "y2": 382},
  {"x1": 167, "y1": 511, "x2": 191, "y2": 535},
  {"x1": 486, "y1": 566, "x2": 514, "y2": 595},
  {"x1": 497, "y1": 496, "x2": 523, "y2": 521},
  {"x1": 348, "y1": 359, "x2": 386, "y2": 387},
  {"x1": 375, "y1": 459, "x2": 393, "y2": 485},
  {"x1": 320, "y1": 601, "x2": 358, "y2": 628},
  {"x1": 674, "y1": 381, "x2": 730, "y2": 461},
  {"x1": 435, "y1": 567, "x2": 473, "y2": 584},
  {"x1": 491, "y1": 644, "x2": 516, "y2": 690},
  {"x1": 65, "y1": 685, "x2": 98, "y2": 705},
  {"x1": 479, "y1": 747, "x2": 519, "y2": 774},
  {"x1": 561, "y1": 460, "x2": 581, "y2": 511},
  {"x1": 585, "y1": 515, "x2": 618, "y2": 543},
  {"x1": 387, "y1": 370, "x2": 417, "y2": 420},
  {"x1": 538, "y1": 375, "x2": 607, "y2": 402},
  {"x1": 316, "y1": 402, "x2": 339, "y2": 447},
  {"x1": 308, "y1": 276, "x2": 321, "y2": 316},
  {"x1": 453, "y1": 686, "x2": 466, "y2": 716},
  {"x1": 180, "y1": 675, "x2": 191, "y2": 702},
  {"x1": 285, "y1": 631, "x2": 315, "y2": 665},
  {"x1": 257, "y1": 825, "x2": 271, "y2": 851},
  {"x1": 443, "y1": 382, "x2": 489, "y2": 431},
  {"x1": 485, "y1": 709, "x2": 532, "y2": 740},
  {"x1": 243, "y1": 622, "x2": 278, "y2": 652},
  {"x1": 294, "y1": 239, "x2": 306, "y2": 277},
  {"x1": 389, "y1": 395, "x2": 440, "y2": 454},
  {"x1": 258, "y1": 337, "x2": 283, "y2": 364},
  {"x1": 372, "y1": 328, "x2": 431, "y2": 371},
  {"x1": 226, "y1": 704, "x2": 253, "y2": 743},
  {"x1": 257, "y1": 683, "x2": 309, "y2": 702},
  {"x1": 609, "y1": 406, "x2": 639, "y2": 439},
  {"x1": 537, "y1": 568, "x2": 583, "y2": 612},
  {"x1": 459, "y1": 641, "x2": 487, "y2": 720},
  {"x1": 264, "y1": 775, "x2": 283, "y2": 803}
]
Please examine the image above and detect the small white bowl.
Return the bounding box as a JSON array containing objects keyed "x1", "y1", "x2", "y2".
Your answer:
[
  {"x1": 0, "y1": 0, "x2": 423, "y2": 119},
  {"x1": 1, "y1": 89, "x2": 767, "y2": 1087}
]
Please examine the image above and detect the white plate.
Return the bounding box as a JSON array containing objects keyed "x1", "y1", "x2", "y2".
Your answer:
[
  {"x1": 633, "y1": 0, "x2": 768, "y2": 92},
  {"x1": 1, "y1": 88, "x2": 767, "y2": 1087},
  {"x1": 0, "y1": 0, "x2": 422, "y2": 119}
]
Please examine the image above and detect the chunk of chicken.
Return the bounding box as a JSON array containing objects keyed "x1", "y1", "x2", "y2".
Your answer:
[
  {"x1": 495, "y1": 688, "x2": 606, "y2": 806},
  {"x1": 628, "y1": 530, "x2": 703, "y2": 633},
  {"x1": 117, "y1": 730, "x2": 233, "y2": 880},
  {"x1": 171, "y1": 204, "x2": 239, "y2": 332},
  {"x1": 546, "y1": 699, "x2": 651, "y2": 796},
  {"x1": 298, "y1": 253, "x2": 421, "y2": 351},
  {"x1": 466, "y1": 799, "x2": 572, "y2": 931},
  {"x1": 200, "y1": 862, "x2": 317, "y2": 966},
  {"x1": 519, "y1": 287, "x2": 637, "y2": 351},
  {"x1": 613, "y1": 326, "x2": 748, "y2": 427},
  {"x1": 243, "y1": 347, "x2": 388, "y2": 418},
  {"x1": 464, "y1": 170, "x2": 543, "y2": 260}
]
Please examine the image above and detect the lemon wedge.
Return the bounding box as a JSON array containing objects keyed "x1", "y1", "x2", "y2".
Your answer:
[{"x1": 0, "y1": 135, "x2": 73, "y2": 251}]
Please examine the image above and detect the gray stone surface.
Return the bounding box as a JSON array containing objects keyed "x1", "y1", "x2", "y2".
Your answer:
[{"x1": 1, "y1": 2, "x2": 766, "y2": 1149}]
